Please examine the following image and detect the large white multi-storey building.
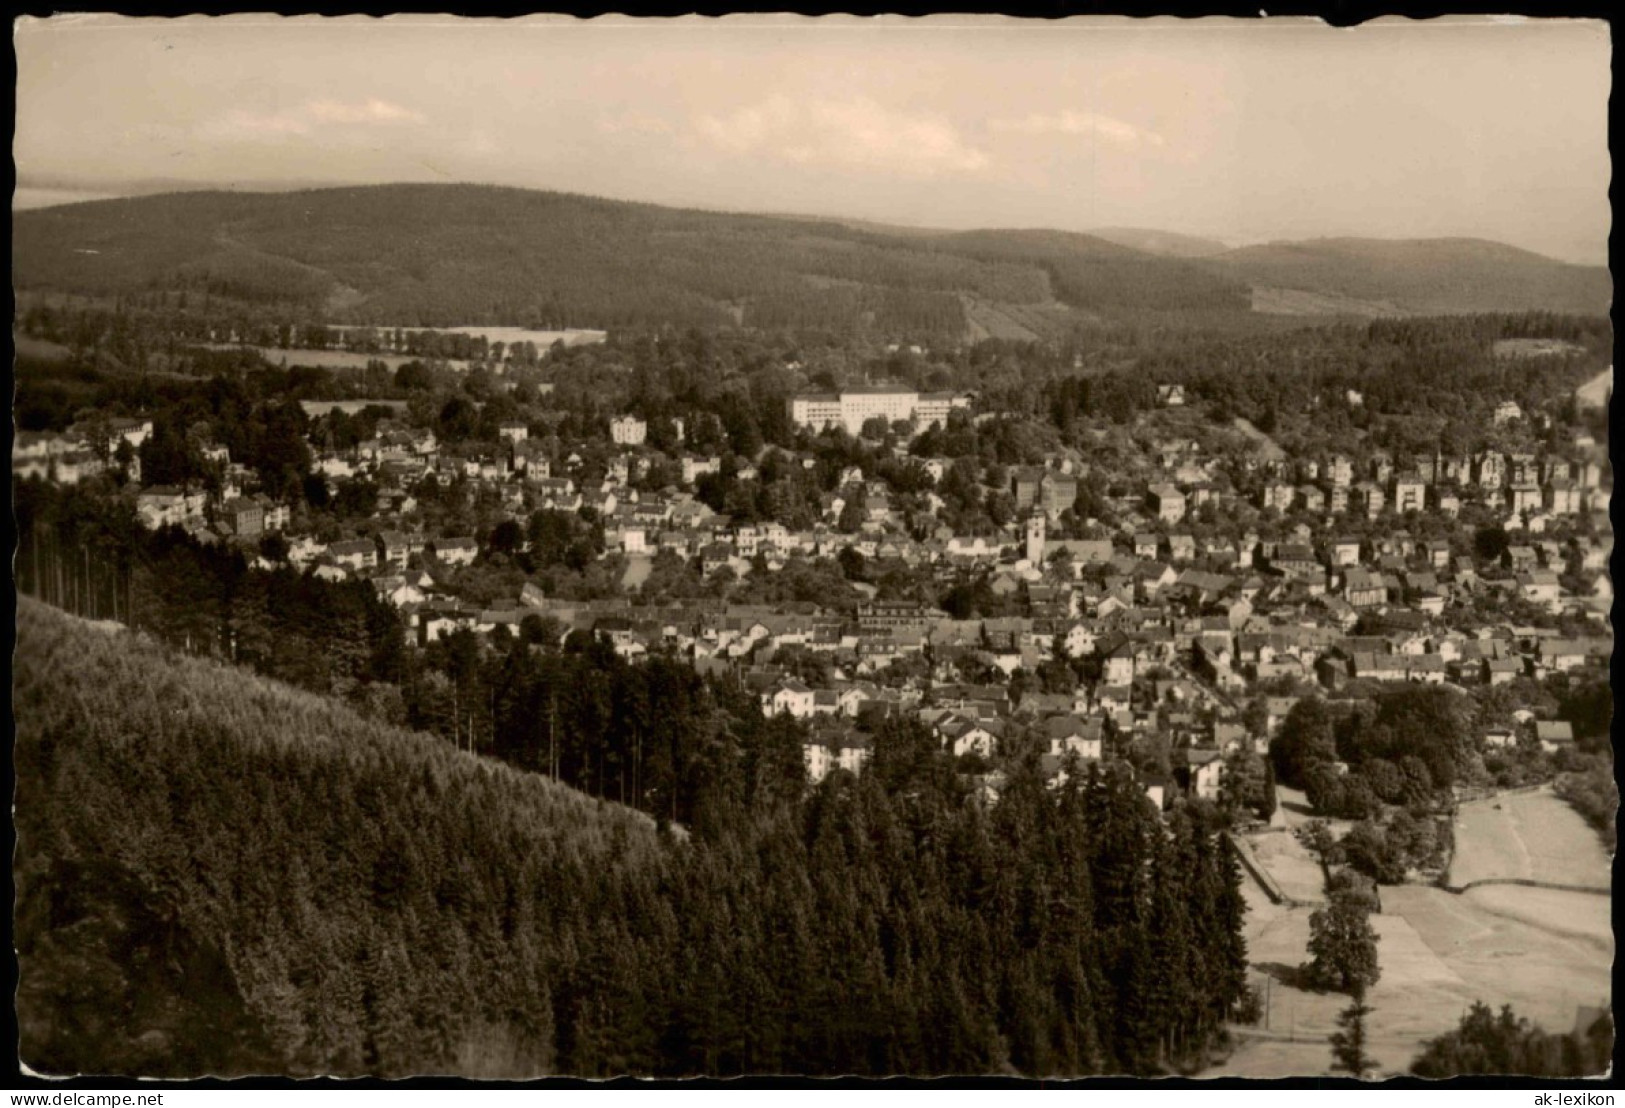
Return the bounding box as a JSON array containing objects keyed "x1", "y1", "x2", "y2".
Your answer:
[
  {"x1": 787, "y1": 386, "x2": 970, "y2": 435},
  {"x1": 610, "y1": 415, "x2": 648, "y2": 446}
]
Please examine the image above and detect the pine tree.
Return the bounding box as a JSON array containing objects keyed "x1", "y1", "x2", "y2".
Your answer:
[
  {"x1": 1259, "y1": 758, "x2": 1279, "y2": 821},
  {"x1": 1330, "y1": 990, "x2": 1375, "y2": 1078}
]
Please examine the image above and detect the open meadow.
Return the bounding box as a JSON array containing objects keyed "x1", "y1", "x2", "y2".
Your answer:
[
  {"x1": 1448, "y1": 790, "x2": 1613, "y2": 888},
  {"x1": 1217, "y1": 788, "x2": 1613, "y2": 1077}
]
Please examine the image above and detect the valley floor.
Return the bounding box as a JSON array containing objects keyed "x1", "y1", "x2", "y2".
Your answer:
[{"x1": 1213, "y1": 788, "x2": 1612, "y2": 1078}]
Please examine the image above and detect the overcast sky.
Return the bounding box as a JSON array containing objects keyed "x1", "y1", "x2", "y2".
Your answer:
[{"x1": 14, "y1": 14, "x2": 1612, "y2": 263}]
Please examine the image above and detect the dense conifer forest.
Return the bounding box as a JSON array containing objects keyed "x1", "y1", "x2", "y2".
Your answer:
[{"x1": 17, "y1": 598, "x2": 1251, "y2": 1077}]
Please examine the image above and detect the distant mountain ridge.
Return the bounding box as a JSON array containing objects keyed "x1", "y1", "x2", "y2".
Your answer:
[
  {"x1": 11, "y1": 183, "x2": 1609, "y2": 335},
  {"x1": 1086, "y1": 227, "x2": 1231, "y2": 258},
  {"x1": 1207, "y1": 236, "x2": 1612, "y2": 317}
]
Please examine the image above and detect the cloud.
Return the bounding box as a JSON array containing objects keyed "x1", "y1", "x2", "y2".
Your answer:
[
  {"x1": 306, "y1": 98, "x2": 425, "y2": 125},
  {"x1": 205, "y1": 98, "x2": 424, "y2": 140},
  {"x1": 693, "y1": 95, "x2": 988, "y2": 177},
  {"x1": 991, "y1": 110, "x2": 1166, "y2": 149},
  {"x1": 213, "y1": 109, "x2": 313, "y2": 137},
  {"x1": 597, "y1": 110, "x2": 675, "y2": 137}
]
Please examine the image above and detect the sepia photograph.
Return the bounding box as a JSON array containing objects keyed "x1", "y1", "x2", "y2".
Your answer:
[{"x1": 10, "y1": 13, "x2": 1614, "y2": 1083}]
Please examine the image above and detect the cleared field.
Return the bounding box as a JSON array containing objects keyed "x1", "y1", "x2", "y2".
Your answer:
[
  {"x1": 1448, "y1": 790, "x2": 1612, "y2": 888},
  {"x1": 1385, "y1": 884, "x2": 1611, "y2": 1037},
  {"x1": 1210, "y1": 886, "x2": 1479, "y2": 1078},
  {"x1": 962, "y1": 298, "x2": 1042, "y2": 343},
  {"x1": 1245, "y1": 830, "x2": 1327, "y2": 904},
  {"x1": 1464, "y1": 886, "x2": 1613, "y2": 951},
  {"x1": 1493, "y1": 337, "x2": 1587, "y2": 360},
  {"x1": 1219, "y1": 883, "x2": 1610, "y2": 1077},
  {"x1": 1219, "y1": 787, "x2": 1613, "y2": 1077},
  {"x1": 1249, "y1": 285, "x2": 1407, "y2": 318},
  {"x1": 298, "y1": 400, "x2": 410, "y2": 418}
]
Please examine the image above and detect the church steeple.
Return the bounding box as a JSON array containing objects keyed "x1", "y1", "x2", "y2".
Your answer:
[{"x1": 1026, "y1": 512, "x2": 1046, "y2": 565}]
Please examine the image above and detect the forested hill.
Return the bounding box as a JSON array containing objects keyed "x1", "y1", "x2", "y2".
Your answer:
[
  {"x1": 1208, "y1": 237, "x2": 1612, "y2": 317},
  {"x1": 14, "y1": 597, "x2": 664, "y2": 1077},
  {"x1": 19, "y1": 183, "x2": 1597, "y2": 337},
  {"x1": 16, "y1": 597, "x2": 1251, "y2": 1078},
  {"x1": 9, "y1": 184, "x2": 1250, "y2": 339},
  {"x1": 1084, "y1": 227, "x2": 1230, "y2": 258}
]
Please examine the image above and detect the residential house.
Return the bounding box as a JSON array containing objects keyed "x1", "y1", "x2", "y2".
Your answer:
[
  {"x1": 1329, "y1": 537, "x2": 1363, "y2": 567},
  {"x1": 1516, "y1": 571, "x2": 1561, "y2": 604},
  {"x1": 1391, "y1": 473, "x2": 1427, "y2": 514},
  {"x1": 1546, "y1": 481, "x2": 1582, "y2": 515},
  {"x1": 1143, "y1": 774, "x2": 1169, "y2": 812},
  {"x1": 1260, "y1": 482, "x2": 1296, "y2": 513},
  {"x1": 136, "y1": 485, "x2": 206, "y2": 528},
  {"x1": 1504, "y1": 546, "x2": 1539, "y2": 572},
  {"x1": 1430, "y1": 488, "x2": 1461, "y2": 517},
  {"x1": 1096, "y1": 684, "x2": 1133, "y2": 714},
  {"x1": 1344, "y1": 568, "x2": 1388, "y2": 609},
  {"x1": 1165, "y1": 534, "x2": 1197, "y2": 563},
  {"x1": 938, "y1": 715, "x2": 1000, "y2": 758},
  {"x1": 1351, "y1": 482, "x2": 1386, "y2": 520},
  {"x1": 1418, "y1": 540, "x2": 1450, "y2": 569},
  {"x1": 1270, "y1": 544, "x2": 1321, "y2": 581},
  {"x1": 1100, "y1": 641, "x2": 1137, "y2": 686},
  {"x1": 803, "y1": 741, "x2": 837, "y2": 783},
  {"x1": 1146, "y1": 483, "x2": 1186, "y2": 524},
  {"x1": 1182, "y1": 749, "x2": 1224, "y2": 801},
  {"x1": 220, "y1": 497, "x2": 264, "y2": 539},
  {"x1": 1509, "y1": 484, "x2": 1544, "y2": 516},
  {"x1": 763, "y1": 680, "x2": 816, "y2": 719},
  {"x1": 434, "y1": 537, "x2": 479, "y2": 567},
  {"x1": 1535, "y1": 721, "x2": 1575, "y2": 754},
  {"x1": 1043, "y1": 716, "x2": 1104, "y2": 761},
  {"x1": 328, "y1": 539, "x2": 378, "y2": 572}
]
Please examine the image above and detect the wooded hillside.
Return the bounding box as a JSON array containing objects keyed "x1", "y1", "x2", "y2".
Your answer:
[
  {"x1": 1208, "y1": 238, "x2": 1611, "y2": 317},
  {"x1": 19, "y1": 185, "x2": 1601, "y2": 340},
  {"x1": 16, "y1": 597, "x2": 1250, "y2": 1078},
  {"x1": 11, "y1": 186, "x2": 1242, "y2": 338}
]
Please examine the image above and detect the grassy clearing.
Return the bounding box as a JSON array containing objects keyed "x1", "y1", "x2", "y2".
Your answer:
[
  {"x1": 1222, "y1": 787, "x2": 1612, "y2": 1078},
  {"x1": 1448, "y1": 791, "x2": 1612, "y2": 888}
]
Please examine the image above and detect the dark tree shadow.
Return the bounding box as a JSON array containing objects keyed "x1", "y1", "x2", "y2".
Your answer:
[{"x1": 1256, "y1": 961, "x2": 1312, "y2": 990}]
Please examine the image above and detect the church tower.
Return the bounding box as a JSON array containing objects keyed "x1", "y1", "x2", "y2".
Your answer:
[{"x1": 1026, "y1": 512, "x2": 1046, "y2": 565}]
